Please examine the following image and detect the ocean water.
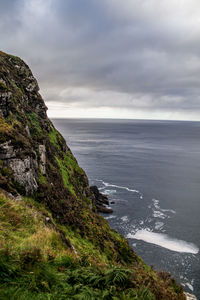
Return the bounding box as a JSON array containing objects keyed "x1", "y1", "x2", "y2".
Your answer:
[{"x1": 52, "y1": 118, "x2": 200, "y2": 297}]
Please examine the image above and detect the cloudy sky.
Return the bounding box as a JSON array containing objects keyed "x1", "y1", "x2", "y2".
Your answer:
[{"x1": 1, "y1": 0, "x2": 200, "y2": 120}]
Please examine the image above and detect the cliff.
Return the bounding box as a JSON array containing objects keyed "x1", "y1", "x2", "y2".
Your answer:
[{"x1": 0, "y1": 50, "x2": 186, "y2": 299}]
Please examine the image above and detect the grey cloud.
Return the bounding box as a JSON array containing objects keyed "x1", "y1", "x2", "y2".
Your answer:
[{"x1": 1, "y1": 0, "x2": 200, "y2": 118}]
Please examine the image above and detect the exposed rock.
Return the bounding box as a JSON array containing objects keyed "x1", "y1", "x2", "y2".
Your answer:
[
  {"x1": 0, "y1": 91, "x2": 12, "y2": 117},
  {"x1": 96, "y1": 204, "x2": 113, "y2": 214},
  {"x1": 8, "y1": 156, "x2": 38, "y2": 194},
  {"x1": 90, "y1": 185, "x2": 109, "y2": 205},
  {"x1": 26, "y1": 81, "x2": 38, "y2": 93},
  {"x1": 1, "y1": 189, "x2": 22, "y2": 201},
  {"x1": 90, "y1": 185, "x2": 113, "y2": 213},
  {"x1": 39, "y1": 144, "x2": 46, "y2": 175},
  {"x1": 184, "y1": 292, "x2": 197, "y2": 300},
  {"x1": 25, "y1": 125, "x2": 30, "y2": 137},
  {"x1": 0, "y1": 141, "x2": 16, "y2": 159},
  {"x1": 15, "y1": 195, "x2": 22, "y2": 201}
]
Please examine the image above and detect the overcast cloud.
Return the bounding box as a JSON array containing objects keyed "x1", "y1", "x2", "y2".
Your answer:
[{"x1": 1, "y1": 0, "x2": 200, "y2": 119}]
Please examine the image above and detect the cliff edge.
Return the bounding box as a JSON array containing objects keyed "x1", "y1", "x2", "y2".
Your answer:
[{"x1": 0, "y1": 51, "x2": 186, "y2": 299}]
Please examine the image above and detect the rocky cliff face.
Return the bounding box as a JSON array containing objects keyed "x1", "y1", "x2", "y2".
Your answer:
[
  {"x1": 0, "y1": 50, "x2": 93, "y2": 225},
  {"x1": 0, "y1": 51, "x2": 186, "y2": 299}
]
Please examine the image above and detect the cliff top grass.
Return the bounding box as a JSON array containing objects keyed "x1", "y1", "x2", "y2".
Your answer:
[{"x1": 0, "y1": 191, "x2": 185, "y2": 299}]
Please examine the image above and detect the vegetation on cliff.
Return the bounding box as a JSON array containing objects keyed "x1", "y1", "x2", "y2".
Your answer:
[{"x1": 0, "y1": 50, "x2": 185, "y2": 299}]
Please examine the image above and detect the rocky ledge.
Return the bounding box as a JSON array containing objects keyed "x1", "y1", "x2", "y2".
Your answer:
[
  {"x1": 184, "y1": 292, "x2": 197, "y2": 300},
  {"x1": 90, "y1": 185, "x2": 113, "y2": 213}
]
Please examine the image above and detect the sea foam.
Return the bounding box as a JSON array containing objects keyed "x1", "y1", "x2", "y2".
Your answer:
[
  {"x1": 121, "y1": 216, "x2": 129, "y2": 222},
  {"x1": 95, "y1": 179, "x2": 141, "y2": 194},
  {"x1": 127, "y1": 230, "x2": 199, "y2": 254}
]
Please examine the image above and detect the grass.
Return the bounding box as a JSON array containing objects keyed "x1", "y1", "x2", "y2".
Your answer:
[
  {"x1": 63, "y1": 150, "x2": 85, "y2": 175},
  {"x1": 0, "y1": 117, "x2": 13, "y2": 134},
  {"x1": 0, "y1": 192, "x2": 140, "y2": 299},
  {"x1": 49, "y1": 125, "x2": 59, "y2": 147},
  {"x1": 56, "y1": 156, "x2": 76, "y2": 196},
  {"x1": 27, "y1": 112, "x2": 43, "y2": 138},
  {"x1": 0, "y1": 192, "x2": 185, "y2": 299}
]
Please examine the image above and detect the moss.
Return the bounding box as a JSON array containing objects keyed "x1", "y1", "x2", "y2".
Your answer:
[
  {"x1": 10, "y1": 79, "x2": 23, "y2": 96},
  {"x1": 83, "y1": 195, "x2": 92, "y2": 205},
  {"x1": 49, "y1": 126, "x2": 58, "y2": 147},
  {"x1": 11, "y1": 179, "x2": 26, "y2": 195},
  {"x1": 1, "y1": 167, "x2": 12, "y2": 177},
  {"x1": 9, "y1": 54, "x2": 22, "y2": 65},
  {"x1": 63, "y1": 150, "x2": 85, "y2": 175},
  {"x1": 27, "y1": 112, "x2": 43, "y2": 138},
  {"x1": 0, "y1": 81, "x2": 7, "y2": 90},
  {"x1": 0, "y1": 117, "x2": 13, "y2": 134},
  {"x1": 38, "y1": 169, "x2": 47, "y2": 185},
  {"x1": 55, "y1": 156, "x2": 76, "y2": 195}
]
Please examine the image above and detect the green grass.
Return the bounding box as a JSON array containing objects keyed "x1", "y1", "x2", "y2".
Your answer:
[
  {"x1": 0, "y1": 251, "x2": 155, "y2": 300},
  {"x1": 49, "y1": 126, "x2": 59, "y2": 147},
  {"x1": 38, "y1": 169, "x2": 47, "y2": 185},
  {"x1": 0, "y1": 190, "x2": 185, "y2": 300},
  {"x1": 63, "y1": 150, "x2": 85, "y2": 175},
  {"x1": 55, "y1": 156, "x2": 76, "y2": 196},
  {"x1": 55, "y1": 150, "x2": 88, "y2": 201},
  {"x1": 27, "y1": 112, "x2": 43, "y2": 138}
]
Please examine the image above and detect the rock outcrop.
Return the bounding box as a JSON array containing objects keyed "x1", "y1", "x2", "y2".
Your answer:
[
  {"x1": 184, "y1": 292, "x2": 197, "y2": 300},
  {"x1": 90, "y1": 185, "x2": 113, "y2": 213}
]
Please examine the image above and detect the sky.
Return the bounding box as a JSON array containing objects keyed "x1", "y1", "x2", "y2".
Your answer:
[{"x1": 1, "y1": 0, "x2": 200, "y2": 120}]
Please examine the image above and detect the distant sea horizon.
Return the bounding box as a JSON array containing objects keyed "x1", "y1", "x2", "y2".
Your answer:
[
  {"x1": 50, "y1": 117, "x2": 200, "y2": 122},
  {"x1": 52, "y1": 118, "x2": 200, "y2": 298}
]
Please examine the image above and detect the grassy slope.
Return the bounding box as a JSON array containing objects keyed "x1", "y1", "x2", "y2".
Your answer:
[{"x1": 0, "y1": 192, "x2": 184, "y2": 300}]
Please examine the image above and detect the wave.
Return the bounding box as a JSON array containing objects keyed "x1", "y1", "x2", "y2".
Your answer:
[
  {"x1": 155, "y1": 221, "x2": 164, "y2": 230},
  {"x1": 95, "y1": 179, "x2": 141, "y2": 195},
  {"x1": 152, "y1": 199, "x2": 176, "y2": 214},
  {"x1": 150, "y1": 199, "x2": 176, "y2": 222},
  {"x1": 104, "y1": 215, "x2": 117, "y2": 220},
  {"x1": 153, "y1": 210, "x2": 168, "y2": 219},
  {"x1": 127, "y1": 230, "x2": 199, "y2": 254},
  {"x1": 121, "y1": 216, "x2": 129, "y2": 222},
  {"x1": 185, "y1": 282, "x2": 194, "y2": 291},
  {"x1": 103, "y1": 189, "x2": 117, "y2": 195}
]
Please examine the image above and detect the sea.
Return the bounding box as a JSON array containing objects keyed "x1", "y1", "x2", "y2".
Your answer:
[{"x1": 52, "y1": 118, "x2": 200, "y2": 298}]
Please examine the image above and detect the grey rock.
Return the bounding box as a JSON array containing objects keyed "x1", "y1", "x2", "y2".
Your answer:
[
  {"x1": 0, "y1": 91, "x2": 12, "y2": 117},
  {"x1": 184, "y1": 292, "x2": 197, "y2": 300},
  {"x1": 39, "y1": 144, "x2": 46, "y2": 175},
  {"x1": 0, "y1": 141, "x2": 16, "y2": 159},
  {"x1": 8, "y1": 156, "x2": 38, "y2": 194},
  {"x1": 7, "y1": 193, "x2": 22, "y2": 201},
  {"x1": 15, "y1": 195, "x2": 22, "y2": 201},
  {"x1": 25, "y1": 76, "x2": 39, "y2": 93},
  {"x1": 25, "y1": 125, "x2": 30, "y2": 137}
]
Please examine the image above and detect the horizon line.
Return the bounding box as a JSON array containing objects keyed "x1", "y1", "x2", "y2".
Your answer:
[{"x1": 49, "y1": 117, "x2": 200, "y2": 122}]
